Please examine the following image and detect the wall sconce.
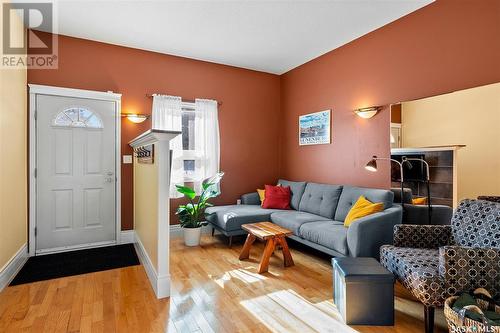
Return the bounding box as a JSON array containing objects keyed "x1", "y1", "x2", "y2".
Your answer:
[
  {"x1": 354, "y1": 106, "x2": 380, "y2": 119},
  {"x1": 121, "y1": 113, "x2": 149, "y2": 124}
]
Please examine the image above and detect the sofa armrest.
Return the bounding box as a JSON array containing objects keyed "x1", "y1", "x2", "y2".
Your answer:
[
  {"x1": 347, "y1": 206, "x2": 402, "y2": 259},
  {"x1": 403, "y1": 204, "x2": 453, "y2": 225},
  {"x1": 439, "y1": 246, "x2": 500, "y2": 296},
  {"x1": 241, "y1": 192, "x2": 261, "y2": 205},
  {"x1": 393, "y1": 224, "x2": 452, "y2": 248}
]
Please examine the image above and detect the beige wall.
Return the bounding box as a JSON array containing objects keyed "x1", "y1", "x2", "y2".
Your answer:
[
  {"x1": 133, "y1": 152, "x2": 159, "y2": 269},
  {"x1": 402, "y1": 83, "x2": 500, "y2": 203},
  {"x1": 0, "y1": 4, "x2": 28, "y2": 269}
]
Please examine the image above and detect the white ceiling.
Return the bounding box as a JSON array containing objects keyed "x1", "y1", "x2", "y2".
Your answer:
[{"x1": 45, "y1": 0, "x2": 433, "y2": 74}]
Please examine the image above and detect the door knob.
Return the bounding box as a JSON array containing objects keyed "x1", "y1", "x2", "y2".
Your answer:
[
  {"x1": 105, "y1": 177, "x2": 114, "y2": 183},
  {"x1": 106, "y1": 171, "x2": 114, "y2": 176}
]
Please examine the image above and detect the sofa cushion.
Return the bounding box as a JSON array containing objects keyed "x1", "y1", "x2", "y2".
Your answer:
[
  {"x1": 335, "y1": 186, "x2": 394, "y2": 222},
  {"x1": 298, "y1": 221, "x2": 348, "y2": 255},
  {"x1": 205, "y1": 205, "x2": 281, "y2": 232},
  {"x1": 391, "y1": 187, "x2": 413, "y2": 204},
  {"x1": 298, "y1": 183, "x2": 343, "y2": 219},
  {"x1": 278, "y1": 179, "x2": 307, "y2": 210},
  {"x1": 270, "y1": 211, "x2": 330, "y2": 234}
]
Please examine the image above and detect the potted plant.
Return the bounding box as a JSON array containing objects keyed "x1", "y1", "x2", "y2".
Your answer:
[{"x1": 175, "y1": 172, "x2": 224, "y2": 246}]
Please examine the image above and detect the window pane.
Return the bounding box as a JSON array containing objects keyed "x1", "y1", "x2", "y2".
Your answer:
[
  {"x1": 54, "y1": 113, "x2": 72, "y2": 126},
  {"x1": 64, "y1": 108, "x2": 78, "y2": 122},
  {"x1": 183, "y1": 160, "x2": 195, "y2": 176},
  {"x1": 181, "y1": 111, "x2": 195, "y2": 150},
  {"x1": 85, "y1": 114, "x2": 103, "y2": 128},
  {"x1": 79, "y1": 108, "x2": 93, "y2": 122}
]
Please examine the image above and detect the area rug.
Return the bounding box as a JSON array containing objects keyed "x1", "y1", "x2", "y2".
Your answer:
[{"x1": 10, "y1": 243, "x2": 140, "y2": 286}]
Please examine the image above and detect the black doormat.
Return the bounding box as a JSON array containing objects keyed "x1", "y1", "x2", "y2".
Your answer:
[{"x1": 10, "y1": 244, "x2": 140, "y2": 286}]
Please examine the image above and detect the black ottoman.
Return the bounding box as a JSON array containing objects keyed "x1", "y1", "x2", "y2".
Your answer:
[{"x1": 332, "y1": 257, "x2": 394, "y2": 325}]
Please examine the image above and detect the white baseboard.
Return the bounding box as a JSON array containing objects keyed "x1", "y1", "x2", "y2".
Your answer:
[
  {"x1": 122, "y1": 225, "x2": 212, "y2": 241},
  {"x1": 120, "y1": 230, "x2": 135, "y2": 244},
  {"x1": 0, "y1": 244, "x2": 28, "y2": 292},
  {"x1": 133, "y1": 233, "x2": 170, "y2": 299},
  {"x1": 169, "y1": 224, "x2": 212, "y2": 238}
]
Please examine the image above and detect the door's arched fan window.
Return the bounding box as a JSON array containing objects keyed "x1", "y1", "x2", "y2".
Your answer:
[{"x1": 53, "y1": 107, "x2": 103, "y2": 128}]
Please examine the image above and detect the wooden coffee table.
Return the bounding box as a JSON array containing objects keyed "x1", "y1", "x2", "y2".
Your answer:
[{"x1": 239, "y1": 222, "x2": 294, "y2": 273}]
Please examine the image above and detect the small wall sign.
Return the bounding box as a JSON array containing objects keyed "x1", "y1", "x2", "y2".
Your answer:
[{"x1": 299, "y1": 110, "x2": 331, "y2": 146}]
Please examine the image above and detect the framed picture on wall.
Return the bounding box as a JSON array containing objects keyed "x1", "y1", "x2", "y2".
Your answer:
[{"x1": 299, "y1": 110, "x2": 331, "y2": 146}]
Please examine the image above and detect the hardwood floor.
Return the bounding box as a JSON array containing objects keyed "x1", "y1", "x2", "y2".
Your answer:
[{"x1": 0, "y1": 235, "x2": 447, "y2": 332}]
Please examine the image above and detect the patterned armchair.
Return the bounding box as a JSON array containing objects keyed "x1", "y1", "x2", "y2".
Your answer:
[{"x1": 381, "y1": 199, "x2": 500, "y2": 333}]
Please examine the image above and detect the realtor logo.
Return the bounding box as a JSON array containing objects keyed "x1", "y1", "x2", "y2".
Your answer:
[{"x1": 2, "y1": 2, "x2": 58, "y2": 68}]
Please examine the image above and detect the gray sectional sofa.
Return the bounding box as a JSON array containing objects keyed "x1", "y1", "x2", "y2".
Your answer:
[{"x1": 206, "y1": 180, "x2": 403, "y2": 259}]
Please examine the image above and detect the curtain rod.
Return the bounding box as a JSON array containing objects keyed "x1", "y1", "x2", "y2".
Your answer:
[{"x1": 146, "y1": 93, "x2": 222, "y2": 106}]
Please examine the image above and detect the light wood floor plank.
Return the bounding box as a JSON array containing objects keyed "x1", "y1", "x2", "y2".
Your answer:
[{"x1": 0, "y1": 235, "x2": 447, "y2": 332}]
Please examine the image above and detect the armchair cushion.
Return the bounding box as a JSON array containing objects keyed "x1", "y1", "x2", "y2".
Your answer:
[
  {"x1": 438, "y1": 246, "x2": 500, "y2": 299},
  {"x1": 393, "y1": 224, "x2": 452, "y2": 249},
  {"x1": 451, "y1": 199, "x2": 500, "y2": 248},
  {"x1": 381, "y1": 245, "x2": 446, "y2": 307}
]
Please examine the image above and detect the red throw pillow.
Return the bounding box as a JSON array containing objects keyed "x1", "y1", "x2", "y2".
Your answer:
[{"x1": 262, "y1": 184, "x2": 291, "y2": 209}]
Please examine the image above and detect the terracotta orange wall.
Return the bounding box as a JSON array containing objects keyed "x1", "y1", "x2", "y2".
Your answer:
[
  {"x1": 280, "y1": 0, "x2": 500, "y2": 188},
  {"x1": 28, "y1": 33, "x2": 281, "y2": 229}
]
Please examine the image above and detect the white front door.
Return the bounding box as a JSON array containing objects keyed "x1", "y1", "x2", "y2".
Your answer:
[{"x1": 36, "y1": 95, "x2": 116, "y2": 253}]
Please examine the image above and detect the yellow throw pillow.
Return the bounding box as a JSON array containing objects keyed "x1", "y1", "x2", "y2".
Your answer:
[
  {"x1": 412, "y1": 197, "x2": 427, "y2": 205},
  {"x1": 344, "y1": 195, "x2": 384, "y2": 227},
  {"x1": 257, "y1": 189, "x2": 266, "y2": 205}
]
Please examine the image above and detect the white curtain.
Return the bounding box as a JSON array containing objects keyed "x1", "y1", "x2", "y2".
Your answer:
[
  {"x1": 151, "y1": 95, "x2": 184, "y2": 198},
  {"x1": 151, "y1": 95, "x2": 220, "y2": 198},
  {"x1": 194, "y1": 99, "x2": 220, "y2": 194}
]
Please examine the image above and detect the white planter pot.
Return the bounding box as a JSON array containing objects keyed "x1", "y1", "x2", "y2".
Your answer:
[{"x1": 183, "y1": 227, "x2": 202, "y2": 246}]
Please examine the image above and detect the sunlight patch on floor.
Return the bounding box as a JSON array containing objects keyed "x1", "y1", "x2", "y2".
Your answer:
[
  {"x1": 212, "y1": 268, "x2": 267, "y2": 288},
  {"x1": 241, "y1": 289, "x2": 358, "y2": 333}
]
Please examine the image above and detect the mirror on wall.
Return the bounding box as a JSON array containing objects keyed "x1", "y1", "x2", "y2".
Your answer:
[{"x1": 389, "y1": 82, "x2": 500, "y2": 209}]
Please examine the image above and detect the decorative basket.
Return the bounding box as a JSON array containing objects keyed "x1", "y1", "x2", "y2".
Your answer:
[{"x1": 444, "y1": 289, "x2": 500, "y2": 333}]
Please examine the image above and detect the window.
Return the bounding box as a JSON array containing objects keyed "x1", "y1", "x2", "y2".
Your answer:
[
  {"x1": 181, "y1": 109, "x2": 195, "y2": 150},
  {"x1": 53, "y1": 107, "x2": 103, "y2": 128},
  {"x1": 180, "y1": 106, "x2": 197, "y2": 180},
  {"x1": 151, "y1": 95, "x2": 219, "y2": 197}
]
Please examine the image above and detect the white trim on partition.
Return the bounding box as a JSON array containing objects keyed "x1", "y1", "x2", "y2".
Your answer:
[
  {"x1": 133, "y1": 233, "x2": 170, "y2": 299},
  {"x1": 0, "y1": 244, "x2": 28, "y2": 291},
  {"x1": 28, "y1": 84, "x2": 122, "y2": 255},
  {"x1": 120, "y1": 230, "x2": 135, "y2": 244}
]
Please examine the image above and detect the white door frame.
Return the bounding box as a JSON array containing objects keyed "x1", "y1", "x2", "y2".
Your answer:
[{"x1": 28, "y1": 84, "x2": 122, "y2": 256}]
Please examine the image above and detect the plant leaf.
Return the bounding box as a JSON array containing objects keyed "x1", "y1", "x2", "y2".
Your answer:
[{"x1": 176, "y1": 185, "x2": 196, "y2": 199}]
